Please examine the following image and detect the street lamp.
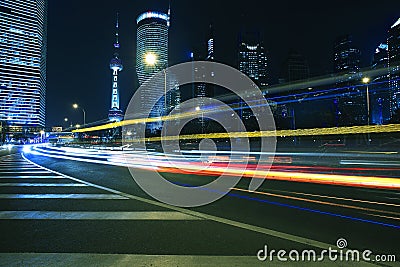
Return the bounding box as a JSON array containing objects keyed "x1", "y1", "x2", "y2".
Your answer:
[
  {"x1": 145, "y1": 52, "x2": 157, "y2": 66},
  {"x1": 73, "y1": 104, "x2": 86, "y2": 126},
  {"x1": 362, "y1": 77, "x2": 371, "y2": 126},
  {"x1": 362, "y1": 77, "x2": 371, "y2": 143},
  {"x1": 144, "y1": 52, "x2": 167, "y2": 115}
]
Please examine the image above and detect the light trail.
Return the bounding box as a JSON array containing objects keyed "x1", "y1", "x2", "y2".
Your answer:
[
  {"x1": 172, "y1": 180, "x2": 400, "y2": 229},
  {"x1": 158, "y1": 163, "x2": 400, "y2": 189},
  {"x1": 25, "y1": 145, "x2": 400, "y2": 230},
  {"x1": 264, "y1": 188, "x2": 400, "y2": 208},
  {"x1": 340, "y1": 160, "x2": 400, "y2": 167},
  {"x1": 30, "y1": 145, "x2": 400, "y2": 190},
  {"x1": 224, "y1": 190, "x2": 400, "y2": 229},
  {"x1": 73, "y1": 121, "x2": 400, "y2": 143},
  {"x1": 231, "y1": 187, "x2": 400, "y2": 218},
  {"x1": 365, "y1": 213, "x2": 400, "y2": 221}
]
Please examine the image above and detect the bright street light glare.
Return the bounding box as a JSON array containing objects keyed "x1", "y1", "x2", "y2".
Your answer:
[
  {"x1": 362, "y1": 77, "x2": 370, "y2": 84},
  {"x1": 73, "y1": 103, "x2": 78, "y2": 109},
  {"x1": 144, "y1": 52, "x2": 157, "y2": 66}
]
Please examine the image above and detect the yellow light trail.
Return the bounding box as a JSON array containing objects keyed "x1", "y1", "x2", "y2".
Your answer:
[
  {"x1": 261, "y1": 170, "x2": 400, "y2": 189},
  {"x1": 73, "y1": 118, "x2": 400, "y2": 142}
]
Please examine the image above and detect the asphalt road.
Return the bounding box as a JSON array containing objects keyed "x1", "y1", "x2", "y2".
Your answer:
[{"x1": 0, "y1": 145, "x2": 399, "y2": 266}]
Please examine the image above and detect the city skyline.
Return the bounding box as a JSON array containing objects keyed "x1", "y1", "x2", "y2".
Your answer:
[
  {"x1": 1, "y1": 2, "x2": 400, "y2": 263},
  {"x1": 46, "y1": 0, "x2": 400, "y2": 128}
]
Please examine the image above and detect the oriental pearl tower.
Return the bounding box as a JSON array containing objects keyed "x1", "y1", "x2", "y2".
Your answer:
[{"x1": 108, "y1": 13, "x2": 124, "y2": 122}]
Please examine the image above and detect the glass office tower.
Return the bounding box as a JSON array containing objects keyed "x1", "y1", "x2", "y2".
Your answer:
[
  {"x1": 0, "y1": 0, "x2": 48, "y2": 128},
  {"x1": 136, "y1": 11, "x2": 169, "y2": 131},
  {"x1": 388, "y1": 18, "x2": 400, "y2": 116}
]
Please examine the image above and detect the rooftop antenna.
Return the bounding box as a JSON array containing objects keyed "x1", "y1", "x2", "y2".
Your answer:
[{"x1": 114, "y1": 12, "x2": 120, "y2": 49}]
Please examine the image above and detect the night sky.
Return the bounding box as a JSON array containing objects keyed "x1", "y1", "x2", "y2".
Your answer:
[{"x1": 46, "y1": 0, "x2": 400, "y2": 127}]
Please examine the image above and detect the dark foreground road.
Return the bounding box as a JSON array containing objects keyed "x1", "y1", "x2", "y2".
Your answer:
[{"x1": 0, "y1": 146, "x2": 398, "y2": 266}]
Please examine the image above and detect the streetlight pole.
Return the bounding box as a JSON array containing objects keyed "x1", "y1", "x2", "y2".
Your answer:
[
  {"x1": 73, "y1": 104, "x2": 86, "y2": 126},
  {"x1": 362, "y1": 77, "x2": 371, "y2": 143}
]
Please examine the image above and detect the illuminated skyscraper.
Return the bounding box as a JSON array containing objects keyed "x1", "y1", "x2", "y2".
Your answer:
[
  {"x1": 108, "y1": 13, "x2": 123, "y2": 122},
  {"x1": 333, "y1": 34, "x2": 364, "y2": 126},
  {"x1": 206, "y1": 24, "x2": 214, "y2": 61},
  {"x1": 388, "y1": 18, "x2": 400, "y2": 116},
  {"x1": 193, "y1": 24, "x2": 215, "y2": 130},
  {"x1": 136, "y1": 11, "x2": 169, "y2": 85},
  {"x1": 193, "y1": 24, "x2": 215, "y2": 97},
  {"x1": 371, "y1": 43, "x2": 390, "y2": 124},
  {"x1": 136, "y1": 10, "x2": 170, "y2": 131},
  {"x1": 0, "y1": 0, "x2": 47, "y2": 128},
  {"x1": 238, "y1": 31, "x2": 268, "y2": 86},
  {"x1": 237, "y1": 31, "x2": 269, "y2": 122},
  {"x1": 334, "y1": 34, "x2": 361, "y2": 74}
]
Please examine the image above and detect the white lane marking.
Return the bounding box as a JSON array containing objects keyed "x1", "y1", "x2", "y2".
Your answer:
[
  {"x1": 0, "y1": 211, "x2": 203, "y2": 220},
  {"x1": 22, "y1": 154, "x2": 344, "y2": 251},
  {"x1": 0, "y1": 175, "x2": 65, "y2": 179},
  {"x1": 0, "y1": 168, "x2": 49, "y2": 171},
  {"x1": 0, "y1": 183, "x2": 88, "y2": 187},
  {"x1": 0, "y1": 194, "x2": 128, "y2": 200},
  {"x1": 0, "y1": 164, "x2": 36, "y2": 166},
  {"x1": 0, "y1": 161, "x2": 27, "y2": 163},
  {"x1": 0, "y1": 171, "x2": 52, "y2": 174}
]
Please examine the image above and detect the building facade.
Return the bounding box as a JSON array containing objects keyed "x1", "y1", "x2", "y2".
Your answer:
[
  {"x1": 238, "y1": 31, "x2": 268, "y2": 87},
  {"x1": 206, "y1": 24, "x2": 214, "y2": 61},
  {"x1": 237, "y1": 31, "x2": 268, "y2": 123},
  {"x1": 136, "y1": 11, "x2": 169, "y2": 85},
  {"x1": 193, "y1": 24, "x2": 215, "y2": 131},
  {"x1": 136, "y1": 10, "x2": 180, "y2": 132},
  {"x1": 388, "y1": 18, "x2": 400, "y2": 117},
  {"x1": 370, "y1": 43, "x2": 390, "y2": 124},
  {"x1": 333, "y1": 34, "x2": 364, "y2": 126},
  {"x1": 0, "y1": 0, "x2": 48, "y2": 129},
  {"x1": 334, "y1": 35, "x2": 361, "y2": 74}
]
